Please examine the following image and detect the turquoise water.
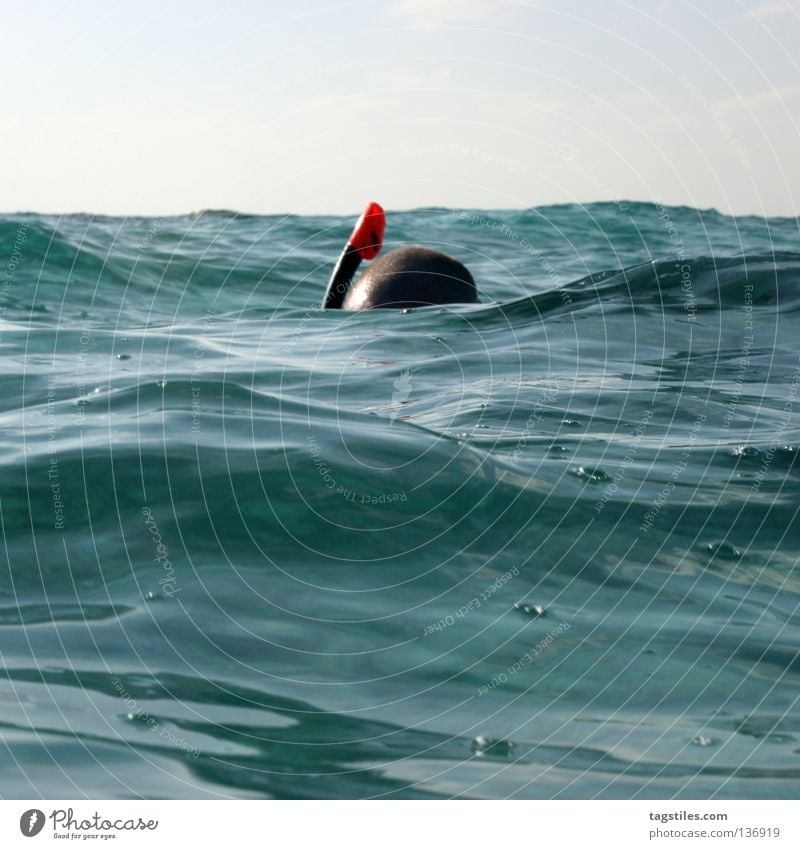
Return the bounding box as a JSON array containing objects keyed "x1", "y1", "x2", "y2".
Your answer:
[{"x1": 1, "y1": 202, "x2": 799, "y2": 799}]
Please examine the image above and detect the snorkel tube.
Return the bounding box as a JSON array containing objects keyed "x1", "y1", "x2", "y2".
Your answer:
[{"x1": 321, "y1": 201, "x2": 386, "y2": 309}]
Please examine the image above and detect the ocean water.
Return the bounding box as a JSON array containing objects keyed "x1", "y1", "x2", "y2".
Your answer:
[{"x1": 1, "y1": 201, "x2": 799, "y2": 800}]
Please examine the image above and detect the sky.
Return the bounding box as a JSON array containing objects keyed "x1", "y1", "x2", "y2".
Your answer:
[{"x1": 2, "y1": 0, "x2": 798, "y2": 216}]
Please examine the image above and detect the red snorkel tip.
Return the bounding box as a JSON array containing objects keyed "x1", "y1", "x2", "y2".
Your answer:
[
  {"x1": 348, "y1": 201, "x2": 386, "y2": 261},
  {"x1": 322, "y1": 201, "x2": 386, "y2": 308}
]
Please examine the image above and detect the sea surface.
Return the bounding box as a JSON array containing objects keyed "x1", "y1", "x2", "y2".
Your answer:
[{"x1": 1, "y1": 202, "x2": 799, "y2": 799}]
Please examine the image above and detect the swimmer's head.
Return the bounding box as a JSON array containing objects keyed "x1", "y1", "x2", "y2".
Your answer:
[{"x1": 343, "y1": 246, "x2": 479, "y2": 310}]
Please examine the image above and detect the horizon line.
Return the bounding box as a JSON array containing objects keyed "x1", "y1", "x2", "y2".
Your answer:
[{"x1": 1, "y1": 199, "x2": 798, "y2": 221}]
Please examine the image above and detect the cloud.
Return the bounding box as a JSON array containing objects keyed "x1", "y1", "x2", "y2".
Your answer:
[
  {"x1": 389, "y1": 0, "x2": 509, "y2": 30},
  {"x1": 714, "y1": 84, "x2": 800, "y2": 115},
  {"x1": 366, "y1": 68, "x2": 454, "y2": 90},
  {"x1": 749, "y1": 1, "x2": 797, "y2": 19}
]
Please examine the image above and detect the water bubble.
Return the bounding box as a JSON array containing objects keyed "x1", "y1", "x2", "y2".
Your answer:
[
  {"x1": 514, "y1": 602, "x2": 546, "y2": 618},
  {"x1": 573, "y1": 466, "x2": 610, "y2": 482},
  {"x1": 472, "y1": 736, "x2": 515, "y2": 758},
  {"x1": 704, "y1": 541, "x2": 741, "y2": 560},
  {"x1": 692, "y1": 735, "x2": 714, "y2": 747}
]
